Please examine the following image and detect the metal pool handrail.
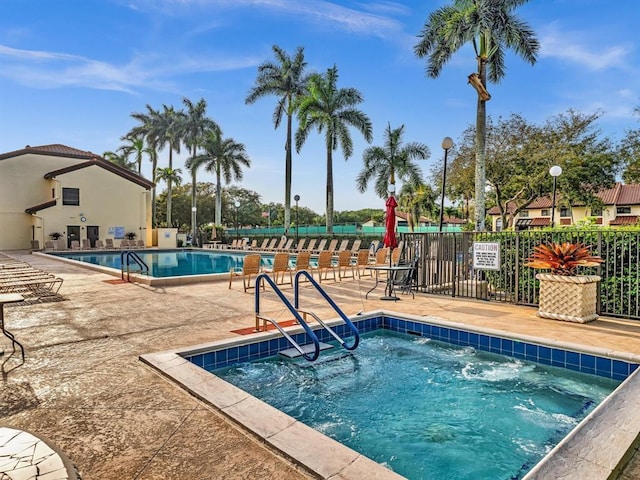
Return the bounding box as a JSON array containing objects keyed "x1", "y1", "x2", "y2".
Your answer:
[
  {"x1": 293, "y1": 270, "x2": 360, "y2": 351},
  {"x1": 254, "y1": 273, "x2": 321, "y2": 361},
  {"x1": 120, "y1": 251, "x2": 149, "y2": 282}
]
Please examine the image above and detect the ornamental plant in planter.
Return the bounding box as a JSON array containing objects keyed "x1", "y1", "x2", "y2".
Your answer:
[{"x1": 525, "y1": 242, "x2": 603, "y2": 323}]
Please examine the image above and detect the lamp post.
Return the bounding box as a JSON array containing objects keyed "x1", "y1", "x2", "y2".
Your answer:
[
  {"x1": 294, "y1": 194, "x2": 300, "y2": 248},
  {"x1": 234, "y1": 200, "x2": 240, "y2": 242},
  {"x1": 549, "y1": 165, "x2": 562, "y2": 228},
  {"x1": 439, "y1": 137, "x2": 454, "y2": 232},
  {"x1": 191, "y1": 206, "x2": 197, "y2": 247}
]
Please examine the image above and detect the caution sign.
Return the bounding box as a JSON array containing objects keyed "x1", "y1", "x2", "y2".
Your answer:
[{"x1": 473, "y1": 242, "x2": 500, "y2": 271}]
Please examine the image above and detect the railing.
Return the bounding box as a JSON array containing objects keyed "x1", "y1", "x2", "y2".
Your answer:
[
  {"x1": 293, "y1": 270, "x2": 360, "y2": 351},
  {"x1": 254, "y1": 273, "x2": 321, "y2": 361},
  {"x1": 401, "y1": 229, "x2": 640, "y2": 320},
  {"x1": 120, "y1": 251, "x2": 149, "y2": 282}
]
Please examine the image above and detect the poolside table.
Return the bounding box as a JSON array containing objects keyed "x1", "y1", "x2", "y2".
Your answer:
[
  {"x1": 0, "y1": 293, "x2": 25, "y2": 359},
  {"x1": 365, "y1": 265, "x2": 414, "y2": 301}
]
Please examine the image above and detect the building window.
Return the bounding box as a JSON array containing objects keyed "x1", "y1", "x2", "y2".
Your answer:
[
  {"x1": 617, "y1": 206, "x2": 631, "y2": 215},
  {"x1": 62, "y1": 188, "x2": 80, "y2": 206},
  {"x1": 560, "y1": 207, "x2": 571, "y2": 217},
  {"x1": 541, "y1": 209, "x2": 550, "y2": 216},
  {"x1": 519, "y1": 210, "x2": 529, "y2": 218},
  {"x1": 591, "y1": 205, "x2": 603, "y2": 216}
]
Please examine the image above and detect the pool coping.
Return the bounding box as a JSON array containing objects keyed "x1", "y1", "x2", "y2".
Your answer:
[
  {"x1": 140, "y1": 310, "x2": 640, "y2": 480},
  {"x1": 34, "y1": 250, "x2": 230, "y2": 286}
]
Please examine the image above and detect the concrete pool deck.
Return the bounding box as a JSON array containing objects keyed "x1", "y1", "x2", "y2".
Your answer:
[{"x1": 1, "y1": 250, "x2": 640, "y2": 479}]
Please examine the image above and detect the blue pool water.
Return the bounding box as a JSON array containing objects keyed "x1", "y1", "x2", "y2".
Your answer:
[
  {"x1": 52, "y1": 249, "x2": 292, "y2": 277},
  {"x1": 215, "y1": 329, "x2": 619, "y2": 480}
]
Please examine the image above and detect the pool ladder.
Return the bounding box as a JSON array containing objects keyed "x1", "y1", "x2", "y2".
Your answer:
[
  {"x1": 254, "y1": 271, "x2": 360, "y2": 362},
  {"x1": 120, "y1": 250, "x2": 149, "y2": 282}
]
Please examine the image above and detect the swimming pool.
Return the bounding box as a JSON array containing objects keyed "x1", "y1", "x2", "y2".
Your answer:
[
  {"x1": 47, "y1": 249, "x2": 297, "y2": 285},
  {"x1": 141, "y1": 312, "x2": 640, "y2": 480}
]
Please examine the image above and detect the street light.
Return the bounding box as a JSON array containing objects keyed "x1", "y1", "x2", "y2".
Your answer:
[
  {"x1": 234, "y1": 200, "x2": 240, "y2": 242},
  {"x1": 549, "y1": 165, "x2": 562, "y2": 228},
  {"x1": 439, "y1": 137, "x2": 454, "y2": 232},
  {"x1": 191, "y1": 206, "x2": 197, "y2": 247},
  {"x1": 294, "y1": 194, "x2": 300, "y2": 248}
]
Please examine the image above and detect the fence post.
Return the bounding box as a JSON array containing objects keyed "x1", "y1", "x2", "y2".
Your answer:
[{"x1": 514, "y1": 232, "x2": 520, "y2": 305}]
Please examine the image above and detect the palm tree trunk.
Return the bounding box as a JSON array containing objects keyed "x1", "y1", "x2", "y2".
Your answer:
[
  {"x1": 474, "y1": 61, "x2": 488, "y2": 232},
  {"x1": 151, "y1": 153, "x2": 158, "y2": 227},
  {"x1": 326, "y1": 148, "x2": 334, "y2": 234},
  {"x1": 191, "y1": 146, "x2": 197, "y2": 244},
  {"x1": 167, "y1": 148, "x2": 173, "y2": 227},
  {"x1": 284, "y1": 112, "x2": 293, "y2": 234},
  {"x1": 215, "y1": 161, "x2": 222, "y2": 226}
]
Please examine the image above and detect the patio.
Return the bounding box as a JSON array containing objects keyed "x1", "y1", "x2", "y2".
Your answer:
[{"x1": 1, "y1": 250, "x2": 640, "y2": 479}]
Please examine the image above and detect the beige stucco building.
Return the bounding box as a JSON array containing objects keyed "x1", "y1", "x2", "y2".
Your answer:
[
  {"x1": 0, "y1": 144, "x2": 154, "y2": 250},
  {"x1": 488, "y1": 183, "x2": 640, "y2": 231}
]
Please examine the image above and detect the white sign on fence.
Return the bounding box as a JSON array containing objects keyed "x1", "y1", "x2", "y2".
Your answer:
[{"x1": 473, "y1": 242, "x2": 501, "y2": 271}]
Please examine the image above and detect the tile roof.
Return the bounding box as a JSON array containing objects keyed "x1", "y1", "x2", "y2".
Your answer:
[
  {"x1": 530, "y1": 217, "x2": 550, "y2": 226},
  {"x1": 610, "y1": 215, "x2": 640, "y2": 226},
  {"x1": 0, "y1": 144, "x2": 154, "y2": 189},
  {"x1": 617, "y1": 184, "x2": 640, "y2": 205}
]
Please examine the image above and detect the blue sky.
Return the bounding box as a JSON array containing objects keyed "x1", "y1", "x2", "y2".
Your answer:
[{"x1": 1, "y1": 0, "x2": 639, "y2": 213}]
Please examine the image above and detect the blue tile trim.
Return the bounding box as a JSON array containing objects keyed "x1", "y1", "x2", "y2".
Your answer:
[{"x1": 185, "y1": 315, "x2": 637, "y2": 380}]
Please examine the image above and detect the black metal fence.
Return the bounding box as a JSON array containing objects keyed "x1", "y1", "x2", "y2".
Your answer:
[{"x1": 400, "y1": 230, "x2": 640, "y2": 320}]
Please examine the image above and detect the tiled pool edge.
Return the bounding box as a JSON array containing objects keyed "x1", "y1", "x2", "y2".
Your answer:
[{"x1": 140, "y1": 310, "x2": 640, "y2": 480}]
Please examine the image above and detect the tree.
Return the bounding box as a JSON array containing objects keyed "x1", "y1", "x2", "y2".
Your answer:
[
  {"x1": 620, "y1": 106, "x2": 640, "y2": 183},
  {"x1": 182, "y1": 97, "x2": 218, "y2": 243},
  {"x1": 155, "y1": 167, "x2": 182, "y2": 227},
  {"x1": 189, "y1": 126, "x2": 251, "y2": 226},
  {"x1": 414, "y1": 0, "x2": 539, "y2": 231},
  {"x1": 356, "y1": 123, "x2": 429, "y2": 199},
  {"x1": 118, "y1": 134, "x2": 152, "y2": 175},
  {"x1": 102, "y1": 151, "x2": 136, "y2": 171},
  {"x1": 296, "y1": 66, "x2": 373, "y2": 233},
  {"x1": 245, "y1": 45, "x2": 309, "y2": 233},
  {"x1": 398, "y1": 181, "x2": 438, "y2": 231}
]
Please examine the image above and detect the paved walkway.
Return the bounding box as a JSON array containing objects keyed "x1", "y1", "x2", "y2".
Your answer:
[{"x1": 1, "y1": 251, "x2": 640, "y2": 479}]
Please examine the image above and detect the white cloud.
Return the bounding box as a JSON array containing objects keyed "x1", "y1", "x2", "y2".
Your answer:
[{"x1": 539, "y1": 27, "x2": 631, "y2": 70}]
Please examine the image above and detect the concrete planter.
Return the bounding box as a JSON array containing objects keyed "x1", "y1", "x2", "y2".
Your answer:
[{"x1": 536, "y1": 273, "x2": 601, "y2": 323}]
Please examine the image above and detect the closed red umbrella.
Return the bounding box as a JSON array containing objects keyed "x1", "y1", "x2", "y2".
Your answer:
[{"x1": 383, "y1": 195, "x2": 398, "y2": 249}]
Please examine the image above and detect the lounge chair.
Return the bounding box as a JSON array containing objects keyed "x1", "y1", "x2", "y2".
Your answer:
[
  {"x1": 136, "y1": 239, "x2": 145, "y2": 248},
  {"x1": 315, "y1": 251, "x2": 337, "y2": 282},
  {"x1": 269, "y1": 237, "x2": 287, "y2": 252},
  {"x1": 105, "y1": 238, "x2": 114, "y2": 249},
  {"x1": 265, "y1": 252, "x2": 292, "y2": 286},
  {"x1": 336, "y1": 239, "x2": 349, "y2": 253},
  {"x1": 228, "y1": 254, "x2": 263, "y2": 292},
  {"x1": 312, "y1": 239, "x2": 327, "y2": 255},
  {"x1": 119, "y1": 240, "x2": 130, "y2": 249},
  {"x1": 95, "y1": 240, "x2": 105, "y2": 249},
  {"x1": 326, "y1": 239, "x2": 339, "y2": 254},
  {"x1": 264, "y1": 238, "x2": 278, "y2": 251},
  {"x1": 277, "y1": 238, "x2": 294, "y2": 252},
  {"x1": 71, "y1": 240, "x2": 81, "y2": 250},
  {"x1": 295, "y1": 238, "x2": 307, "y2": 253},
  {"x1": 295, "y1": 252, "x2": 311, "y2": 273},
  {"x1": 248, "y1": 239, "x2": 258, "y2": 250},
  {"x1": 44, "y1": 240, "x2": 56, "y2": 252},
  {"x1": 392, "y1": 256, "x2": 418, "y2": 299},
  {"x1": 336, "y1": 250, "x2": 355, "y2": 280},
  {"x1": 350, "y1": 239, "x2": 362, "y2": 256},
  {"x1": 30, "y1": 240, "x2": 41, "y2": 251},
  {"x1": 255, "y1": 238, "x2": 269, "y2": 251},
  {"x1": 304, "y1": 239, "x2": 317, "y2": 253},
  {"x1": 81, "y1": 239, "x2": 92, "y2": 250}
]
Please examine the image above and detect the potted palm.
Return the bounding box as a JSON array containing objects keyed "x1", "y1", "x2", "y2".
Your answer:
[{"x1": 525, "y1": 242, "x2": 603, "y2": 323}]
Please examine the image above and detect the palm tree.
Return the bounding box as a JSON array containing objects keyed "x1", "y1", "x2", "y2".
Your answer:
[
  {"x1": 155, "y1": 167, "x2": 182, "y2": 226},
  {"x1": 188, "y1": 126, "x2": 251, "y2": 226},
  {"x1": 245, "y1": 45, "x2": 309, "y2": 233},
  {"x1": 102, "y1": 151, "x2": 136, "y2": 171},
  {"x1": 295, "y1": 66, "x2": 373, "y2": 233},
  {"x1": 118, "y1": 134, "x2": 153, "y2": 175},
  {"x1": 182, "y1": 97, "x2": 218, "y2": 243},
  {"x1": 414, "y1": 0, "x2": 539, "y2": 231},
  {"x1": 128, "y1": 105, "x2": 164, "y2": 226},
  {"x1": 356, "y1": 123, "x2": 429, "y2": 199},
  {"x1": 398, "y1": 181, "x2": 438, "y2": 231}
]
